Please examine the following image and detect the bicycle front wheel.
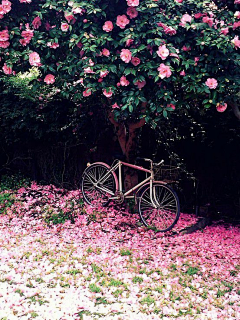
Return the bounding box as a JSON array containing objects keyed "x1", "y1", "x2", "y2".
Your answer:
[
  {"x1": 138, "y1": 183, "x2": 180, "y2": 232},
  {"x1": 82, "y1": 163, "x2": 118, "y2": 207}
]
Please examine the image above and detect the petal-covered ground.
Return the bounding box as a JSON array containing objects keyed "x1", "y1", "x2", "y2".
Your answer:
[{"x1": 0, "y1": 184, "x2": 239, "y2": 319}]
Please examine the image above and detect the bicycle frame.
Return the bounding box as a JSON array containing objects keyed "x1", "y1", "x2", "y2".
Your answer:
[{"x1": 93, "y1": 160, "x2": 158, "y2": 207}]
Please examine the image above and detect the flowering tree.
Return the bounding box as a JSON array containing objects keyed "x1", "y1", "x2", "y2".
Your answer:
[{"x1": 0, "y1": 0, "x2": 239, "y2": 179}]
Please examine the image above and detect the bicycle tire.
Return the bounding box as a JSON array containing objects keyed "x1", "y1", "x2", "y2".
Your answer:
[
  {"x1": 82, "y1": 163, "x2": 118, "y2": 207},
  {"x1": 138, "y1": 183, "x2": 180, "y2": 232}
]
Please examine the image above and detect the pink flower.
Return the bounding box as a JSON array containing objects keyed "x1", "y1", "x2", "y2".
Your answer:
[
  {"x1": 234, "y1": 11, "x2": 240, "y2": 19},
  {"x1": 120, "y1": 49, "x2": 132, "y2": 63},
  {"x1": 202, "y1": 16, "x2": 214, "y2": 27},
  {"x1": 157, "y1": 63, "x2": 172, "y2": 79},
  {"x1": 167, "y1": 103, "x2": 176, "y2": 110},
  {"x1": 44, "y1": 74, "x2": 55, "y2": 84},
  {"x1": 127, "y1": 7, "x2": 138, "y2": 19},
  {"x1": 216, "y1": 103, "x2": 227, "y2": 113},
  {"x1": 0, "y1": 29, "x2": 9, "y2": 41},
  {"x1": 182, "y1": 45, "x2": 191, "y2": 51},
  {"x1": 131, "y1": 57, "x2": 141, "y2": 66},
  {"x1": 83, "y1": 89, "x2": 91, "y2": 97},
  {"x1": 194, "y1": 13, "x2": 203, "y2": 19},
  {"x1": 180, "y1": 70, "x2": 185, "y2": 76},
  {"x1": 220, "y1": 27, "x2": 229, "y2": 35},
  {"x1": 32, "y1": 17, "x2": 41, "y2": 29},
  {"x1": 84, "y1": 67, "x2": 95, "y2": 74},
  {"x1": 232, "y1": 36, "x2": 240, "y2": 48},
  {"x1": 175, "y1": 0, "x2": 183, "y2": 2},
  {"x1": 19, "y1": 0, "x2": 31, "y2": 3},
  {"x1": 126, "y1": 38, "x2": 134, "y2": 47},
  {"x1": 64, "y1": 13, "x2": 76, "y2": 24},
  {"x1": 157, "y1": 45, "x2": 169, "y2": 60},
  {"x1": 102, "y1": 48, "x2": 110, "y2": 56},
  {"x1": 233, "y1": 21, "x2": 240, "y2": 30},
  {"x1": 127, "y1": 0, "x2": 139, "y2": 6},
  {"x1": 1, "y1": 0, "x2": 11, "y2": 14},
  {"x1": 102, "y1": 21, "x2": 113, "y2": 32},
  {"x1": 2, "y1": 63, "x2": 12, "y2": 74},
  {"x1": 120, "y1": 76, "x2": 129, "y2": 86},
  {"x1": 180, "y1": 14, "x2": 192, "y2": 26},
  {"x1": 116, "y1": 15, "x2": 130, "y2": 29},
  {"x1": 112, "y1": 103, "x2": 119, "y2": 109},
  {"x1": 47, "y1": 42, "x2": 59, "y2": 49},
  {"x1": 29, "y1": 52, "x2": 41, "y2": 66},
  {"x1": 100, "y1": 70, "x2": 109, "y2": 78},
  {"x1": 205, "y1": 78, "x2": 218, "y2": 89},
  {"x1": 61, "y1": 23, "x2": 69, "y2": 32},
  {"x1": 103, "y1": 89, "x2": 113, "y2": 97},
  {"x1": 0, "y1": 40, "x2": 9, "y2": 48},
  {"x1": 134, "y1": 80, "x2": 146, "y2": 89},
  {"x1": 234, "y1": 0, "x2": 240, "y2": 4}
]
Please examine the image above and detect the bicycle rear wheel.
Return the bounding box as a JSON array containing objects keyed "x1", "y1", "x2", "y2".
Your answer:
[
  {"x1": 138, "y1": 183, "x2": 180, "y2": 232},
  {"x1": 82, "y1": 163, "x2": 118, "y2": 207}
]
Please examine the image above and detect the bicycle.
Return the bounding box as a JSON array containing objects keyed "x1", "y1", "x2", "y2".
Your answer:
[{"x1": 81, "y1": 158, "x2": 180, "y2": 232}]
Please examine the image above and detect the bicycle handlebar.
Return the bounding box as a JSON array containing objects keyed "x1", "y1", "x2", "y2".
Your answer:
[
  {"x1": 136, "y1": 157, "x2": 152, "y2": 163},
  {"x1": 136, "y1": 157, "x2": 164, "y2": 166}
]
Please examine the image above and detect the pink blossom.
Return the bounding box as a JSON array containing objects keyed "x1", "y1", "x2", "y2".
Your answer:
[
  {"x1": 1, "y1": 0, "x2": 11, "y2": 14},
  {"x1": 202, "y1": 16, "x2": 214, "y2": 27},
  {"x1": 216, "y1": 103, "x2": 227, "y2": 113},
  {"x1": 157, "y1": 63, "x2": 172, "y2": 79},
  {"x1": 205, "y1": 78, "x2": 218, "y2": 89},
  {"x1": 83, "y1": 89, "x2": 91, "y2": 97},
  {"x1": 232, "y1": 36, "x2": 240, "y2": 48},
  {"x1": 61, "y1": 23, "x2": 69, "y2": 32},
  {"x1": 233, "y1": 21, "x2": 240, "y2": 30},
  {"x1": 64, "y1": 13, "x2": 76, "y2": 24},
  {"x1": 102, "y1": 21, "x2": 113, "y2": 32},
  {"x1": 167, "y1": 103, "x2": 176, "y2": 110},
  {"x1": 0, "y1": 40, "x2": 9, "y2": 48},
  {"x1": 29, "y1": 52, "x2": 41, "y2": 66},
  {"x1": 126, "y1": 38, "x2": 134, "y2": 47},
  {"x1": 2, "y1": 63, "x2": 12, "y2": 74},
  {"x1": 127, "y1": 7, "x2": 138, "y2": 19},
  {"x1": 116, "y1": 15, "x2": 130, "y2": 29},
  {"x1": 19, "y1": 0, "x2": 31, "y2": 3},
  {"x1": 32, "y1": 17, "x2": 41, "y2": 29},
  {"x1": 112, "y1": 103, "x2": 119, "y2": 109},
  {"x1": 175, "y1": 0, "x2": 183, "y2": 2},
  {"x1": 234, "y1": 11, "x2": 240, "y2": 19},
  {"x1": 0, "y1": 29, "x2": 9, "y2": 41},
  {"x1": 134, "y1": 80, "x2": 146, "y2": 89},
  {"x1": 100, "y1": 70, "x2": 109, "y2": 78},
  {"x1": 120, "y1": 76, "x2": 130, "y2": 86},
  {"x1": 180, "y1": 14, "x2": 192, "y2": 26},
  {"x1": 44, "y1": 74, "x2": 55, "y2": 84},
  {"x1": 47, "y1": 42, "x2": 59, "y2": 49},
  {"x1": 157, "y1": 45, "x2": 169, "y2": 60},
  {"x1": 103, "y1": 89, "x2": 113, "y2": 97},
  {"x1": 182, "y1": 45, "x2": 191, "y2": 51},
  {"x1": 127, "y1": 0, "x2": 139, "y2": 6},
  {"x1": 220, "y1": 27, "x2": 229, "y2": 35},
  {"x1": 180, "y1": 70, "x2": 186, "y2": 76},
  {"x1": 72, "y1": 7, "x2": 84, "y2": 15},
  {"x1": 120, "y1": 49, "x2": 132, "y2": 63},
  {"x1": 84, "y1": 67, "x2": 95, "y2": 74},
  {"x1": 234, "y1": 0, "x2": 240, "y2": 4},
  {"x1": 194, "y1": 13, "x2": 203, "y2": 19},
  {"x1": 102, "y1": 48, "x2": 110, "y2": 56},
  {"x1": 131, "y1": 57, "x2": 141, "y2": 66}
]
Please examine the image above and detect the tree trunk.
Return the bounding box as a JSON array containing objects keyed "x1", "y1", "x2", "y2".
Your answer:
[{"x1": 108, "y1": 104, "x2": 146, "y2": 191}]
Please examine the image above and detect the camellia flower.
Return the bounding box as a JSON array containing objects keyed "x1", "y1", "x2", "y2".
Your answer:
[
  {"x1": 102, "y1": 21, "x2": 113, "y2": 32},
  {"x1": 180, "y1": 70, "x2": 186, "y2": 76},
  {"x1": 44, "y1": 74, "x2": 55, "y2": 84},
  {"x1": 126, "y1": 38, "x2": 134, "y2": 47},
  {"x1": 116, "y1": 15, "x2": 130, "y2": 29},
  {"x1": 102, "y1": 48, "x2": 110, "y2": 56},
  {"x1": 120, "y1": 76, "x2": 129, "y2": 86},
  {"x1": 47, "y1": 42, "x2": 59, "y2": 49},
  {"x1": 202, "y1": 16, "x2": 214, "y2": 27},
  {"x1": 131, "y1": 57, "x2": 141, "y2": 66},
  {"x1": 29, "y1": 52, "x2": 41, "y2": 66},
  {"x1": 100, "y1": 70, "x2": 109, "y2": 78},
  {"x1": 1, "y1": 0, "x2": 12, "y2": 14},
  {"x1": 127, "y1": 7, "x2": 138, "y2": 19},
  {"x1": 32, "y1": 16, "x2": 41, "y2": 29},
  {"x1": 234, "y1": 0, "x2": 240, "y2": 4},
  {"x1": 157, "y1": 45, "x2": 169, "y2": 60},
  {"x1": 19, "y1": 0, "x2": 32, "y2": 3},
  {"x1": 157, "y1": 63, "x2": 172, "y2": 79},
  {"x1": 0, "y1": 29, "x2": 9, "y2": 41},
  {"x1": 232, "y1": 35, "x2": 240, "y2": 48},
  {"x1": 216, "y1": 103, "x2": 227, "y2": 112},
  {"x1": 103, "y1": 89, "x2": 113, "y2": 97},
  {"x1": 134, "y1": 80, "x2": 146, "y2": 89},
  {"x1": 112, "y1": 103, "x2": 120, "y2": 109},
  {"x1": 120, "y1": 49, "x2": 132, "y2": 63},
  {"x1": 83, "y1": 88, "x2": 91, "y2": 97},
  {"x1": 127, "y1": 0, "x2": 139, "y2": 6},
  {"x1": 221, "y1": 27, "x2": 229, "y2": 35},
  {"x1": 167, "y1": 103, "x2": 176, "y2": 110},
  {"x1": 61, "y1": 23, "x2": 69, "y2": 32},
  {"x1": 234, "y1": 11, "x2": 240, "y2": 19},
  {"x1": 205, "y1": 78, "x2": 218, "y2": 89},
  {"x1": 2, "y1": 63, "x2": 12, "y2": 74},
  {"x1": 175, "y1": 0, "x2": 183, "y2": 2},
  {"x1": 180, "y1": 14, "x2": 192, "y2": 26}
]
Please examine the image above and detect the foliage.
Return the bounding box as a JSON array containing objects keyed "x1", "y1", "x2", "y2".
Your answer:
[
  {"x1": 0, "y1": 0, "x2": 239, "y2": 126},
  {"x1": 0, "y1": 172, "x2": 31, "y2": 191}
]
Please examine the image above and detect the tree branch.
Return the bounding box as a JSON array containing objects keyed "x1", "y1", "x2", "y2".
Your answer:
[{"x1": 229, "y1": 101, "x2": 240, "y2": 120}]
